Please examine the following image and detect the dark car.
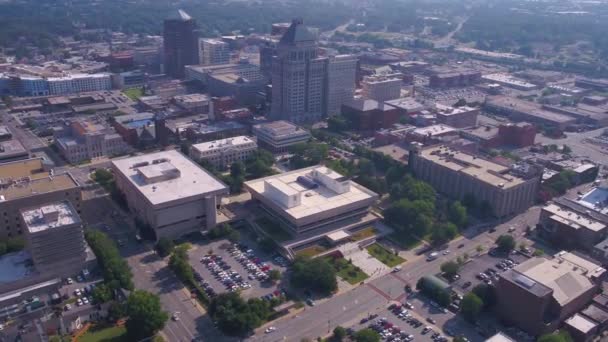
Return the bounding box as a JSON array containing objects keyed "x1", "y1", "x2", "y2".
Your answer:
[
  {"x1": 426, "y1": 317, "x2": 436, "y2": 324},
  {"x1": 462, "y1": 281, "x2": 472, "y2": 288}
]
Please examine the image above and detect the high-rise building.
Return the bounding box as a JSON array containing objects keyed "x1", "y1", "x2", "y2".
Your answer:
[
  {"x1": 326, "y1": 55, "x2": 357, "y2": 116},
  {"x1": 199, "y1": 38, "x2": 230, "y2": 65},
  {"x1": 270, "y1": 19, "x2": 327, "y2": 124},
  {"x1": 21, "y1": 201, "x2": 86, "y2": 278},
  {"x1": 163, "y1": 10, "x2": 199, "y2": 79}
]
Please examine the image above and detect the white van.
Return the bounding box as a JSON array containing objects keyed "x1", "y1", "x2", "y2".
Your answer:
[{"x1": 426, "y1": 252, "x2": 439, "y2": 261}]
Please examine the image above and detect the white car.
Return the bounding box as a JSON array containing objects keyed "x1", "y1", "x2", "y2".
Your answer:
[
  {"x1": 74, "y1": 289, "x2": 82, "y2": 297},
  {"x1": 83, "y1": 297, "x2": 89, "y2": 305},
  {"x1": 172, "y1": 312, "x2": 180, "y2": 321},
  {"x1": 264, "y1": 326, "x2": 276, "y2": 334},
  {"x1": 66, "y1": 277, "x2": 73, "y2": 285},
  {"x1": 443, "y1": 250, "x2": 450, "y2": 255},
  {"x1": 76, "y1": 299, "x2": 83, "y2": 306}
]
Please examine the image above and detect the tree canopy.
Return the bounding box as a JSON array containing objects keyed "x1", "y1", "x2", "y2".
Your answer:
[
  {"x1": 460, "y1": 293, "x2": 483, "y2": 322},
  {"x1": 85, "y1": 230, "x2": 133, "y2": 290},
  {"x1": 125, "y1": 290, "x2": 168, "y2": 340},
  {"x1": 496, "y1": 235, "x2": 516, "y2": 253},
  {"x1": 290, "y1": 256, "x2": 337, "y2": 296},
  {"x1": 208, "y1": 292, "x2": 272, "y2": 336},
  {"x1": 354, "y1": 328, "x2": 381, "y2": 342}
]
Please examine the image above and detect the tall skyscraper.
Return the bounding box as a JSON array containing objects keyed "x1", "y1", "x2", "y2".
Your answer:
[
  {"x1": 269, "y1": 19, "x2": 357, "y2": 123},
  {"x1": 163, "y1": 10, "x2": 199, "y2": 79},
  {"x1": 270, "y1": 18, "x2": 327, "y2": 124},
  {"x1": 326, "y1": 55, "x2": 358, "y2": 116}
]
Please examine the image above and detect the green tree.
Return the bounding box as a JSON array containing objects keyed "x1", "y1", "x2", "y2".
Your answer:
[
  {"x1": 331, "y1": 326, "x2": 347, "y2": 342},
  {"x1": 169, "y1": 244, "x2": 194, "y2": 285},
  {"x1": 537, "y1": 331, "x2": 573, "y2": 342},
  {"x1": 85, "y1": 230, "x2": 133, "y2": 290},
  {"x1": 209, "y1": 292, "x2": 271, "y2": 336},
  {"x1": 496, "y1": 234, "x2": 516, "y2": 253},
  {"x1": 430, "y1": 222, "x2": 458, "y2": 246},
  {"x1": 290, "y1": 256, "x2": 337, "y2": 296},
  {"x1": 440, "y1": 261, "x2": 460, "y2": 279},
  {"x1": 156, "y1": 237, "x2": 174, "y2": 257},
  {"x1": 107, "y1": 301, "x2": 126, "y2": 322},
  {"x1": 472, "y1": 283, "x2": 497, "y2": 309},
  {"x1": 354, "y1": 328, "x2": 381, "y2": 342},
  {"x1": 268, "y1": 269, "x2": 281, "y2": 283},
  {"x1": 448, "y1": 201, "x2": 468, "y2": 228},
  {"x1": 91, "y1": 283, "x2": 113, "y2": 303},
  {"x1": 125, "y1": 290, "x2": 168, "y2": 340},
  {"x1": 230, "y1": 161, "x2": 245, "y2": 178},
  {"x1": 460, "y1": 293, "x2": 483, "y2": 322}
]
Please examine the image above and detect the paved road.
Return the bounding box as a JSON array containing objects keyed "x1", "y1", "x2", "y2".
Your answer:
[
  {"x1": 535, "y1": 127, "x2": 608, "y2": 163},
  {"x1": 247, "y1": 208, "x2": 541, "y2": 342},
  {"x1": 88, "y1": 196, "x2": 234, "y2": 342}
]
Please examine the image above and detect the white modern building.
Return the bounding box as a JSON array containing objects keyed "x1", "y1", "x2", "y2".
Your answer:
[
  {"x1": 190, "y1": 136, "x2": 257, "y2": 169},
  {"x1": 199, "y1": 38, "x2": 230, "y2": 65},
  {"x1": 47, "y1": 74, "x2": 112, "y2": 95},
  {"x1": 252, "y1": 120, "x2": 310, "y2": 153},
  {"x1": 244, "y1": 166, "x2": 379, "y2": 236},
  {"x1": 326, "y1": 55, "x2": 358, "y2": 116},
  {"x1": 111, "y1": 150, "x2": 229, "y2": 239},
  {"x1": 361, "y1": 74, "x2": 402, "y2": 102}
]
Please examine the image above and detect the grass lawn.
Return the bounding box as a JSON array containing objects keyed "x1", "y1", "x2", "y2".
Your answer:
[
  {"x1": 255, "y1": 217, "x2": 291, "y2": 242},
  {"x1": 386, "y1": 231, "x2": 422, "y2": 250},
  {"x1": 325, "y1": 257, "x2": 368, "y2": 285},
  {"x1": 123, "y1": 88, "x2": 144, "y2": 100},
  {"x1": 350, "y1": 227, "x2": 377, "y2": 241},
  {"x1": 79, "y1": 325, "x2": 127, "y2": 342},
  {"x1": 295, "y1": 244, "x2": 328, "y2": 258},
  {"x1": 366, "y1": 243, "x2": 405, "y2": 267}
]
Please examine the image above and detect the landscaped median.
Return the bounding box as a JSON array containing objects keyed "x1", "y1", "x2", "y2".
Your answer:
[{"x1": 366, "y1": 243, "x2": 405, "y2": 267}]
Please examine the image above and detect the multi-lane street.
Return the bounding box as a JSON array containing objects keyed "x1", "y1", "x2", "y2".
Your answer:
[{"x1": 247, "y1": 206, "x2": 541, "y2": 342}]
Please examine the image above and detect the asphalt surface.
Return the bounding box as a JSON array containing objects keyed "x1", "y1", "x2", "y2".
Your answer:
[
  {"x1": 247, "y1": 207, "x2": 541, "y2": 342},
  {"x1": 86, "y1": 196, "x2": 234, "y2": 342}
]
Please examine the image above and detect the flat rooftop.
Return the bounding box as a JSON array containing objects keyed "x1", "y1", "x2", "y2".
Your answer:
[
  {"x1": 0, "y1": 140, "x2": 27, "y2": 159},
  {"x1": 418, "y1": 145, "x2": 525, "y2": 189},
  {"x1": 385, "y1": 97, "x2": 424, "y2": 112},
  {"x1": 578, "y1": 187, "x2": 608, "y2": 215},
  {"x1": 412, "y1": 124, "x2": 457, "y2": 137},
  {"x1": 191, "y1": 136, "x2": 255, "y2": 153},
  {"x1": 507, "y1": 253, "x2": 600, "y2": 306},
  {"x1": 0, "y1": 162, "x2": 78, "y2": 202},
  {"x1": 486, "y1": 96, "x2": 576, "y2": 124},
  {"x1": 544, "y1": 203, "x2": 606, "y2": 232},
  {"x1": 244, "y1": 166, "x2": 377, "y2": 220},
  {"x1": 565, "y1": 314, "x2": 597, "y2": 333},
  {"x1": 0, "y1": 158, "x2": 46, "y2": 180},
  {"x1": 253, "y1": 120, "x2": 310, "y2": 139},
  {"x1": 111, "y1": 150, "x2": 227, "y2": 206},
  {"x1": 435, "y1": 103, "x2": 477, "y2": 116},
  {"x1": 482, "y1": 73, "x2": 537, "y2": 89},
  {"x1": 22, "y1": 201, "x2": 80, "y2": 233}
]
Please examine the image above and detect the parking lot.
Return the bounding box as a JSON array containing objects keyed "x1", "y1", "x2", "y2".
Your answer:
[
  {"x1": 188, "y1": 238, "x2": 288, "y2": 300},
  {"x1": 56, "y1": 270, "x2": 104, "y2": 313},
  {"x1": 348, "y1": 298, "x2": 462, "y2": 342},
  {"x1": 451, "y1": 250, "x2": 530, "y2": 294}
]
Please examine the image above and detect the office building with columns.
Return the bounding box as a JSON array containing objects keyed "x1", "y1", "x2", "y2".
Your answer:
[{"x1": 111, "y1": 150, "x2": 228, "y2": 239}]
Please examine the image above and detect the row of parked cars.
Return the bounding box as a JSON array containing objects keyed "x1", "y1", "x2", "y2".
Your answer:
[
  {"x1": 229, "y1": 243, "x2": 272, "y2": 282},
  {"x1": 368, "y1": 317, "x2": 415, "y2": 341},
  {"x1": 200, "y1": 254, "x2": 251, "y2": 293}
]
